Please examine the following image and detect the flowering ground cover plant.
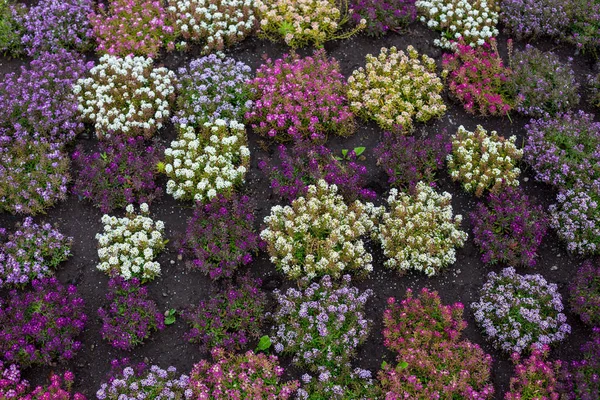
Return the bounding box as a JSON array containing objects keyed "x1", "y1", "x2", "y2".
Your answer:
[
  {"x1": 508, "y1": 45, "x2": 579, "y2": 117},
  {"x1": 565, "y1": 0, "x2": 600, "y2": 56},
  {"x1": 524, "y1": 110, "x2": 600, "y2": 190},
  {"x1": 89, "y1": 0, "x2": 176, "y2": 57},
  {"x1": 447, "y1": 125, "x2": 522, "y2": 197},
  {"x1": 74, "y1": 55, "x2": 176, "y2": 139},
  {"x1": 472, "y1": 267, "x2": 571, "y2": 354},
  {"x1": 255, "y1": 0, "x2": 366, "y2": 48},
  {"x1": 559, "y1": 327, "x2": 600, "y2": 400},
  {"x1": 500, "y1": 0, "x2": 570, "y2": 40},
  {"x1": 297, "y1": 365, "x2": 380, "y2": 399},
  {"x1": 442, "y1": 39, "x2": 518, "y2": 116},
  {"x1": 189, "y1": 348, "x2": 299, "y2": 399},
  {"x1": 505, "y1": 345, "x2": 562, "y2": 400},
  {"x1": 178, "y1": 194, "x2": 261, "y2": 280},
  {"x1": 415, "y1": 0, "x2": 499, "y2": 49},
  {"x1": 259, "y1": 140, "x2": 376, "y2": 203},
  {"x1": 163, "y1": 120, "x2": 250, "y2": 202},
  {"x1": 246, "y1": 51, "x2": 355, "y2": 143},
  {"x1": 375, "y1": 183, "x2": 467, "y2": 276},
  {"x1": 270, "y1": 275, "x2": 372, "y2": 371},
  {"x1": 96, "y1": 203, "x2": 166, "y2": 281},
  {"x1": 350, "y1": 0, "x2": 416, "y2": 37},
  {"x1": 0, "y1": 363, "x2": 85, "y2": 400},
  {"x1": 167, "y1": 0, "x2": 256, "y2": 53},
  {"x1": 0, "y1": 217, "x2": 72, "y2": 288},
  {"x1": 261, "y1": 180, "x2": 378, "y2": 280},
  {"x1": 183, "y1": 275, "x2": 266, "y2": 351},
  {"x1": 0, "y1": 277, "x2": 86, "y2": 367},
  {"x1": 173, "y1": 54, "x2": 253, "y2": 127},
  {"x1": 348, "y1": 46, "x2": 446, "y2": 133},
  {"x1": 98, "y1": 277, "x2": 165, "y2": 351},
  {"x1": 0, "y1": 0, "x2": 24, "y2": 56},
  {"x1": 569, "y1": 260, "x2": 600, "y2": 326},
  {"x1": 589, "y1": 71, "x2": 600, "y2": 108},
  {"x1": 470, "y1": 187, "x2": 548, "y2": 267}
]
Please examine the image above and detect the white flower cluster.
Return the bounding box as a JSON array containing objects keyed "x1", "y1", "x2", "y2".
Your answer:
[
  {"x1": 375, "y1": 182, "x2": 467, "y2": 276},
  {"x1": 73, "y1": 55, "x2": 176, "y2": 139},
  {"x1": 447, "y1": 125, "x2": 522, "y2": 197},
  {"x1": 96, "y1": 203, "x2": 166, "y2": 281},
  {"x1": 347, "y1": 46, "x2": 446, "y2": 133},
  {"x1": 167, "y1": 0, "x2": 256, "y2": 53},
  {"x1": 164, "y1": 119, "x2": 250, "y2": 202},
  {"x1": 261, "y1": 179, "x2": 381, "y2": 281},
  {"x1": 416, "y1": 0, "x2": 499, "y2": 49}
]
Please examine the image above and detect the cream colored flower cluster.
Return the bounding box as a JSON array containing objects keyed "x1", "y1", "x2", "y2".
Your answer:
[
  {"x1": 416, "y1": 0, "x2": 499, "y2": 49},
  {"x1": 375, "y1": 183, "x2": 467, "y2": 276},
  {"x1": 167, "y1": 0, "x2": 256, "y2": 53},
  {"x1": 74, "y1": 55, "x2": 176, "y2": 139},
  {"x1": 447, "y1": 125, "x2": 522, "y2": 197},
  {"x1": 164, "y1": 119, "x2": 250, "y2": 202},
  {"x1": 96, "y1": 203, "x2": 166, "y2": 282},
  {"x1": 255, "y1": 0, "x2": 365, "y2": 48},
  {"x1": 347, "y1": 46, "x2": 446, "y2": 133},
  {"x1": 260, "y1": 180, "x2": 380, "y2": 280}
]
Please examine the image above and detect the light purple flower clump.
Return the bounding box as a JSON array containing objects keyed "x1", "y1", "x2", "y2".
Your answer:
[{"x1": 500, "y1": 0, "x2": 570, "y2": 39}]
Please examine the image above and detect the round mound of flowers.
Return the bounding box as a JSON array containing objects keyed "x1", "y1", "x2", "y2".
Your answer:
[
  {"x1": 505, "y1": 345, "x2": 562, "y2": 400},
  {"x1": 254, "y1": 0, "x2": 366, "y2": 48},
  {"x1": 173, "y1": 54, "x2": 253, "y2": 127},
  {"x1": 569, "y1": 260, "x2": 600, "y2": 326},
  {"x1": 98, "y1": 277, "x2": 165, "y2": 351},
  {"x1": 163, "y1": 120, "x2": 250, "y2": 202},
  {"x1": 260, "y1": 179, "x2": 378, "y2": 280},
  {"x1": 375, "y1": 182, "x2": 467, "y2": 277},
  {"x1": 73, "y1": 54, "x2": 176, "y2": 139},
  {"x1": 415, "y1": 0, "x2": 499, "y2": 49},
  {"x1": 508, "y1": 45, "x2": 579, "y2": 117},
  {"x1": 350, "y1": 0, "x2": 417, "y2": 37},
  {"x1": 96, "y1": 203, "x2": 166, "y2": 281},
  {"x1": 470, "y1": 187, "x2": 548, "y2": 267},
  {"x1": 524, "y1": 110, "x2": 600, "y2": 190},
  {"x1": 167, "y1": 0, "x2": 256, "y2": 53},
  {"x1": 0, "y1": 277, "x2": 86, "y2": 367},
  {"x1": 347, "y1": 45, "x2": 446, "y2": 133},
  {"x1": 271, "y1": 274, "x2": 372, "y2": 370},
  {"x1": 447, "y1": 125, "x2": 522, "y2": 197},
  {"x1": 0, "y1": 217, "x2": 72, "y2": 288},
  {"x1": 500, "y1": 0, "x2": 570, "y2": 40},
  {"x1": 471, "y1": 267, "x2": 571, "y2": 354},
  {"x1": 189, "y1": 348, "x2": 299, "y2": 399},
  {"x1": 0, "y1": 140, "x2": 70, "y2": 215},
  {"x1": 245, "y1": 50, "x2": 355, "y2": 143},
  {"x1": 0, "y1": 362, "x2": 85, "y2": 400}
]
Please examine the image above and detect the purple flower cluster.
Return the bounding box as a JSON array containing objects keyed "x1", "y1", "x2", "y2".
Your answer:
[
  {"x1": 0, "y1": 362, "x2": 85, "y2": 400},
  {"x1": 258, "y1": 141, "x2": 376, "y2": 203},
  {"x1": 0, "y1": 277, "x2": 86, "y2": 367},
  {"x1": 500, "y1": 0, "x2": 570, "y2": 39},
  {"x1": 183, "y1": 275, "x2": 266, "y2": 351},
  {"x1": 569, "y1": 260, "x2": 600, "y2": 326},
  {"x1": 246, "y1": 50, "x2": 355, "y2": 143},
  {"x1": 559, "y1": 327, "x2": 600, "y2": 400},
  {"x1": 472, "y1": 267, "x2": 571, "y2": 354},
  {"x1": 72, "y1": 135, "x2": 164, "y2": 213},
  {"x1": 505, "y1": 345, "x2": 562, "y2": 400},
  {"x1": 0, "y1": 1, "x2": 25, "y2": 56},
  {"x1": 297, "y1": 366, "x2": 379, "y2": 400},
  {"x1": 566, "y1": 0, "x2": 600, "y2": 56},
  {"x1": 375, "y1": 132, "x2": 450, "y2": 191},
  {"x1": 0, "y1": 217, "x2": 72, "y2": 288},
  {"x1": 350, "y1": 0, "x2": 416, "y2": 37},
  {"x1": 470, "y1": 187, "x2": 548, "y2": 267},
  {"x1": 98, "y1": 277, "x2": 165, "y2": 351},
  {"x1": 173, "y1": 54, "x2": 253, "y2": 127}
]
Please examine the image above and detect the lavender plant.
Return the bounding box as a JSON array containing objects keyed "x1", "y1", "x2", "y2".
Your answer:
[
  {"x1": 500, "y1": 0, "x2": 570, "y2": 39},
  {"x1": 569, "y1": 260, "x2": 600, "y2": 326},
  {"x1": 559, "y1": 327, "x2": 600, "y2": 400},
  {"x1": 350, "y1": 0, "x2": 416, "y2": 37},
  {"x1": 472, "y1": 267, "x2": 571, "y2": 354},
  {"x1": 0, "y1": 0, "x2": 24, "y2": 56}
]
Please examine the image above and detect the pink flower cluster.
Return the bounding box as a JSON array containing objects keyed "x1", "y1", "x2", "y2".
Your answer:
[{"x1": 0, "y1": 362, "x2": 85, "y2": 400}]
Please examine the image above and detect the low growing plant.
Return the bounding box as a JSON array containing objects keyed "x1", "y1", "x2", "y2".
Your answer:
[
  {"x1": 564, "y1": 0, "x2": 600, "y2": 57},
  {"x1": 0, "y1": 0, "x2": 24, "y2": 56},
  {"x1": 569, "y1": 260, "x2": 600, "y2": 326},
  {"x1": 297, "y1": 366, "x2": 380, "y2": 399},
  {"x1": 588, "y1": 71, "x2": 600, "y2": 108},
  {"x1": 559, "y1": 327, "x2": 600, "y2": 400},
  {"x1": 350, "y1": 0, "x2": 416, "y2": 37},
  {"x1": 0, "y1": 363, "x2": 85, "y2": 400},
  {"x1": 500, "y1": 0, "x2": 570, "y2": 40},
  {"x1": 505, "y1": 345, "x2": 562, "y2": 400}
]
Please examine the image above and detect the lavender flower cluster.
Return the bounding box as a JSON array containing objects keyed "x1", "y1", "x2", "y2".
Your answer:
[
  {"x1": 500, "y1": 0, "x2": 570, "y2": 39},
  {"x1": 0, "y1": 0, "x2": 25, "y2": 56},
  {"x1": 297, "y1": 365, "x2": 380, "y2": 399}
]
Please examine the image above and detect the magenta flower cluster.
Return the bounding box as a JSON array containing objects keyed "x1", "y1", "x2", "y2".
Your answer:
[{"x1": 505, "y1": 345, "x2": 562, "y2": 400}]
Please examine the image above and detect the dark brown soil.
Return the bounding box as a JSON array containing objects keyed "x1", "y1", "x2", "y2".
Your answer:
[{"x1": 0, "y1": 20, "x2": 598, "y2": 398}]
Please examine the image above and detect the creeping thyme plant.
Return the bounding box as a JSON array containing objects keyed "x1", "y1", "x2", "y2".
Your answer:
[
  {"x1": 254, "y1": 0, "x2": 366, "y2": 48},
  {"x1": 74, "y1": 55, "x2": 176, "y2": 139},
  {"x1": 569, "y1": 260, "x2": 600, "y2": 326},
  {"x1": 96, "y1": 203, "x2": 166, "y2": 281},
  {"x1": 505, "y1": 346, "x2": 562, "y2": 400},
  {"x1": 0, "y1": 0, "x2": 24, "y2": 56},
  {"x1": 375, "y1": 182, "x2": 467, "y2": 276},
  {"x1": 500, "y1": 0, "x2": 570, "y2": 40},
  {"x1": 261, "y1": 180, "x2": 379, "y2": 280},
  {"x1": 164, "y1": 120, "x2": 250, "y2": 202},
  {"x1": 447, "y1": 125, "x2": 522, "y2": 197},
  {"x1": 347, "y1": 46, "x2": 446, "y2": 133}
]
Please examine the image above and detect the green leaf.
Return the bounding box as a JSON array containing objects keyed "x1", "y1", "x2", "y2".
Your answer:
[
  {"x1": 399, "y1": 361, "x2": 408, "y2": 369},
  {"x1": 341, "y1": 149, "x2": 348, "y2": 158},
  {"x1": 165, "y1": 309, "x2": 176, "y2": 325},
  {"x1": 256, "y1": 335, "x2": 271, "y2": 352},
  {"x1": 334, "y1": 156, "x2": 343, "y2": 161},
  {"x1": 381, "y1": 361, "x2": 388, "y2": 369},
  {"x1": 354, "y1": 146, "x2": 366, "y2": 157},
  {"x1": 278, "y1": 21, "x2": 294, "y2": 36}
]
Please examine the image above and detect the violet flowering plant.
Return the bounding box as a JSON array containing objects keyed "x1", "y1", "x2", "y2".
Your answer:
[
  {"x1": 178, "y1": 194, "x2": 261, "y2": 280},
  {"x1": 472, "y1": 267, "x2": 571, "y2": 354},
  {"x1": 500, "y1": 0, "x2": 570, "y2": 40},
  {"x1": 98, "y1": 277, "x2": 165, "y2": 351},
  {"x1": 0, "y1": 362, "x2": 85, "y2": 400},
  {"x1": 0, "y1": 217, "x2": 72, "y2": 288},
  {"x1": 270, "y1": 275, "x2": 373, "y2": 371},
  {"x1": 505, "y1": 345, "x2": 562, "y2": 400},
  {"x1": 297, "y1": 365, "x2": 380, "y2": 400},
  {"x1": 246, "y1": 50, "x2": 355, "y2": 143},
  {"x1": 183, "y1": 275, "x2": 266, "y2": 351},
  {"x1": 565, "y1": 0, "x2": 600, "y2": 57},
  {"x1": 0, "y1": 277, "x2": 86, "y2": 367},
  {"x1": 559, "y1": 327, "x2": 600, "y2": 400},
  {"x1": 349, "y1": 0, "x2": 416, "y2": 37},
  {"x1": 72, "y1": 135, "x2": 164, "y2": 213},
  {"x1": 0, "y1": 0, "x2": 24, "y2": 57},
  {"x1": 470, "y1": 187, "x2": 549, "y2": 267},
  {"x1": 588, "y1": 71, "x2": 600, "y2": 108},
  {"x1": 189, "y1": 348, "x2": 299, "y2": 399},
  {"x1": 569, "y1": 260, "x2": 600, "y2": 326}
]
